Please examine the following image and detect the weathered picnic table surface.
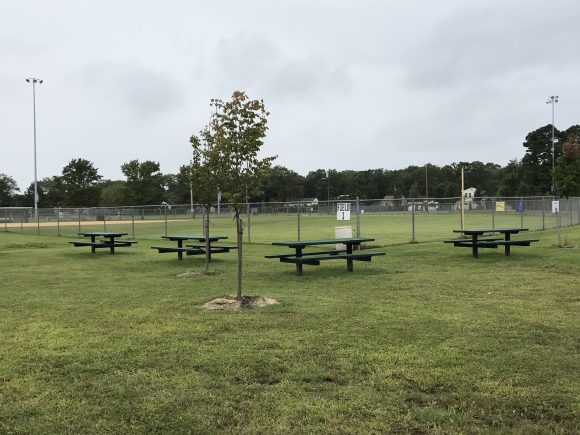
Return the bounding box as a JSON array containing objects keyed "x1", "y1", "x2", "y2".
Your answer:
[
  {"x1": 445, "y1": 228, "x2": 538, "y2": 258},
  {"x1": 267, "y1": 237, "x2": 384, "y2": 276},
  {"x1": 70, "y1": 231, "x2": 136, "y2": 255}
]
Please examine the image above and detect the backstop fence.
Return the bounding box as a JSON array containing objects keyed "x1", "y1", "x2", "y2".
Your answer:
[{"x1": 2, "y1": 196, "x2": 579, "y2": 246}]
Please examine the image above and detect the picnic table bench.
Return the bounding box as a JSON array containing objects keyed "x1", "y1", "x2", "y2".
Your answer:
[
  {"x1": 151, "y1": 235, "x2": 236, "y2": 261},
  {"x1": 69, "y1": 231, "x2": 137, "y2": 255},
  {"x1": 445, "y1": 228, "x2": 538, "y2": 258},
  {"x1": 266, "y1": 238, "x2": 384, "y2": 276}
]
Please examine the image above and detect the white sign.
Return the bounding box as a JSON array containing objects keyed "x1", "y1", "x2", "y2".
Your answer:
[
  {"x1": 552, "y1": 200, "x2": 560, "y2": 213},
  {"x1": 336, "y1": 203, "x2": 351, "y2": 221}
]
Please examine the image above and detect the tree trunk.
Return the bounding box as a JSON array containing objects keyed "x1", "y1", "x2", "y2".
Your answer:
[
  {"x1": 204, "y1": 206, "x2": 210, "y2": 274},
  {"x1": 236, "y1": 210, "x2": 243, "y2": 300}
]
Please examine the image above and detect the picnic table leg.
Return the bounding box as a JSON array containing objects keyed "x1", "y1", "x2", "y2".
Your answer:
[
  {"x1": 471, "y1": 234, "x2": 479, "y2": 258},
  {"x1": 296, "y1": 247, "x2": 303, "y2": 276},
  {"x1": 504, "y1": 233, "x2": 511, "y2": 256},
  {"x1": 177, "y1": 240, "x2": 183, "y2": 260},
  {"x1": 90, "y1": 235, "x2": 97, "y2": 254},
  {"x1": 108, "y1": 237, "x2": 115, "y2": 255},
  {"x1": 346, "y1": 244, "x2": 354, "y2": 272}
]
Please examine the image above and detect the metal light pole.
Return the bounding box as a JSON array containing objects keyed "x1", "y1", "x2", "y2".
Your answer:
[
  {"x1": 325, "y1": 170, "x2": 330, "y2": 201},
  {"x1": 546, "y1": 95, "x2": 558, "y2": 196},
  {"x1": 26, "y1": 77, "x2": 43, "y2": 219},
  {"x1": 425, "y1": 164, "x2": 429, "y2": 198},
  {"x1": 321, "y1": 170, "x2": 330, "y2": 213}
]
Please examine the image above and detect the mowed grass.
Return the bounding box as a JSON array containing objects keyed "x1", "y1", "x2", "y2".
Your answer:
[
  {"x1": 15, "y1": 209, "x2": 564, "y2": 246},
  {"x1": 0, "y1": 222, "x2": 579, "y2": 433}
]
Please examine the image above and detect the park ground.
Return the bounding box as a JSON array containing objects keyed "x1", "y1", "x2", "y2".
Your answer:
[{"x1": 0, "y1": 220, "x2": 579, "y2": 434}]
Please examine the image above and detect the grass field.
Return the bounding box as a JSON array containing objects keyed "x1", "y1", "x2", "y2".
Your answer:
[
  {"x1": 1, "y1": 221, "x2": 579, "y2": 433},
  {"x1": 5, "y1": 209, "x2": 568, "y2": 246}
]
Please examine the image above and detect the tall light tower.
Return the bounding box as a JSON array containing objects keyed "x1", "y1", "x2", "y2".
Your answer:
[
  {"x1": 26, "y1": 77, "x2": 43, "y2": 219},
  {"x1": 546, "y1": 95, "x2": 558, "y2": 196}
]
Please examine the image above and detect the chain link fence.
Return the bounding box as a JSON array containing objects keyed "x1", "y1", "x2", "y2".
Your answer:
[{"x1": 2, "y1": 196, "x2": 579, "y2": 246}]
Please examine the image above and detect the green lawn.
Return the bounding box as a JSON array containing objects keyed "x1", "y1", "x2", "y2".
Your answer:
[
  {"x1": 9, "y1": 208, "x2": 568, "y2": 246},
  {"x1": 0, "y1": 223, "x2": 579, "y2": 433}
]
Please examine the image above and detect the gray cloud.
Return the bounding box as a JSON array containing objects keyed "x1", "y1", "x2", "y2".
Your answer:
[
  {"x1": 214, "y1": 33, "x2": 352, "y2": 101},
  {"x1": 82, "y1": 62, "x2": 185, "y2": 119},
  {"x1": 403, "y1": 0, "x2": 580, "y2": 89}
]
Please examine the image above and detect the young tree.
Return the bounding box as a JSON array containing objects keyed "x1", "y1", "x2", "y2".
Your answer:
[
  {"x1": 211, "y1": 91, "x2": 276, "y2": 300},
  {"x1": 189, "y1": 110, "x2": 221, "y2": 274}
]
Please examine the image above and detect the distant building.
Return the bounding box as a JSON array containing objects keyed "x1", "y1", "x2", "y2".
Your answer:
[
  {"x1": 464, "y1": 187, "x2": 477, "y2": 199},
  {"x1": 300, "y1": 198, "x2": 319, "y2": 207},
  {"x1": 408, "y1": 200, "x2": 439, "y2": 212},
  {"x1": 381, "y1": 195, "x2": 407, "y2": 210},
  {"x1": 454, "y1": 187, "x2": 478, "y2": 210}
]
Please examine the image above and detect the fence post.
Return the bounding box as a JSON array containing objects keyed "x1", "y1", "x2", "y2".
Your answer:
[
  {"x1": 356, "y1": 196, "x2": 360, "y2": 238},
  {"x1": 247, "y1": 200, "x2": 251, "y2": 244},
  {"x1": 411, "y1": 199, "x2": 416, "y2": 243},
  {"x1": 297, "y1": 201, "x2": 301, "y2": 241},
  {"x1": 492, "y1": 197, "x2": 495, "y2": 229},
  {"x1": 57, "y1": 207, "x2": 60, "y2": 236},
  {"x1": 78, "y1": 208, "x2": 81, "y2": 233},
  {"x1": 131, "y1": 207, "x2": 135, "y2": 239},
  {"x1": 557, "y1": 199, "x2": 561, "y2": 247},
  {"x1": 541, "y1": 197, "x2": 546, "y2": 230},
  {"x1": 103, "y1": 208, "x2": 107, "y2": 232},
  {"x1": 163, "y1": 205, "x2": 168, "y2": 237},
  {"x1": 459, "y1": 197, "x2": 463, "y2": 230},
  {"x1": 3, "y1": 208, "x2": 6, "y2": 231},
  {"x1": 570, "y1": 198, "x2": 573, "y2": 227}
]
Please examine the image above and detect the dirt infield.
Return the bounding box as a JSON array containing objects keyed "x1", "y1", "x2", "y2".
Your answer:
[{"x1": 2, "y1": 219, "x2": 169, "y2": 228}]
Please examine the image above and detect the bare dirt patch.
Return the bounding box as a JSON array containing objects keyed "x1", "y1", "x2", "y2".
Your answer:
[
  {"x1": 552, "y1": 242, "x2": 576, "y2": 249},
  {"x1": 200, "y1": 295, "x2": 278, "y2": 311}
]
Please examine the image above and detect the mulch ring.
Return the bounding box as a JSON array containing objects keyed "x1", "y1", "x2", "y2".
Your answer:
[
  {"x1": 176, "y1": 270, "x2": 221, "y2": 278},
  {"x1": 200, "y1": 295, "x2": 278, "y2": 311}
]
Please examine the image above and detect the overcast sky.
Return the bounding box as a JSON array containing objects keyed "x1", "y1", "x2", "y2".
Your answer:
[{"x1": 2, "y1": 0, "x2": 579, "y2": 190}]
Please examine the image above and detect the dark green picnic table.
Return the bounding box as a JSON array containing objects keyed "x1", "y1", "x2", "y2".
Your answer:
[
  {"x1": 70, "y1": 231, "x2": 136, "y2": 254},
  {"x1": 152, "y1": 235, "x2": 234, "y2": 261},
  {"x1": 446, "y1": 228, "x2": 538, "y2": 258},
  {"x1": 267, "y1": 237, "x2": 384, "y2": 276}
]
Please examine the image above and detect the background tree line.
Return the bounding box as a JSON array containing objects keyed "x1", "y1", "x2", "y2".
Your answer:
[{"x1": 1, "y1": 123, "x2": 579, "y2": 208}]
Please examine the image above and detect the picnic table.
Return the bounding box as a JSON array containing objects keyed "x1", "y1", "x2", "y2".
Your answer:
[
  {"x1": 69, "y1": 231, "x2": 137, "y2": 255},
  {"x1": 444, "y1": 228, "x2": 538, "y2": 258},
  {"x1": 151, "y1": 235, "x2": 236, "y2": 261},
  {"x1": 266, "y1": 237, "x2": 384, "y2": 276}
]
